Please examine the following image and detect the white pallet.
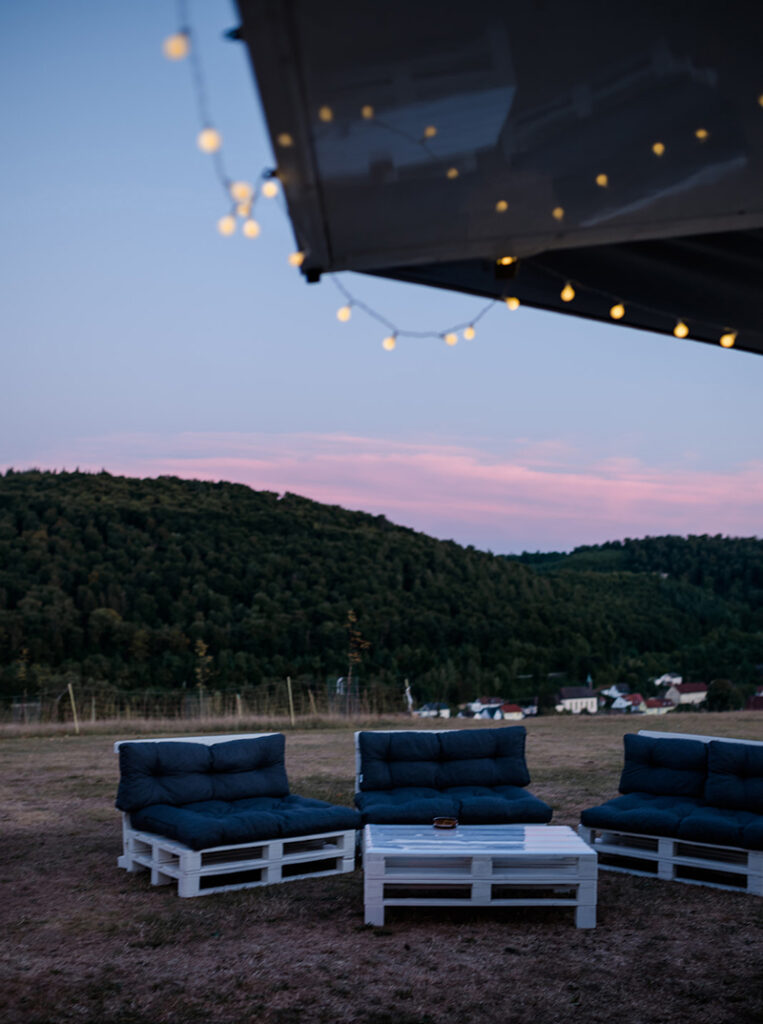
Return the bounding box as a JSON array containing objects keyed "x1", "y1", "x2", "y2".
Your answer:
[
  {"x1": 363, "y1": 824, "x2": 597, "y2": 928},
  {"x1": 118, "y1": 816, "x2": 356, "y2": 897},
  {"x1": 579, "y1": 825, "x2": 763, "y2": 895}
]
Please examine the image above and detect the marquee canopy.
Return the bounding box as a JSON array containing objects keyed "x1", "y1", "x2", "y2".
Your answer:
[{"x1": 235, "y1": 0, "x2": 763, "y2": 354}]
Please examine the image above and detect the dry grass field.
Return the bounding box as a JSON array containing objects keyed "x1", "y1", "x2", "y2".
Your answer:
[{"x1": 1, "y1": 712, "x2": 762, "y2": 1024}]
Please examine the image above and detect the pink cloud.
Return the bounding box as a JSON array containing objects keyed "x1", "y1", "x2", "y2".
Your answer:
[{"x1": 6, "y1": 431, "x2": 762, "y2": 552}]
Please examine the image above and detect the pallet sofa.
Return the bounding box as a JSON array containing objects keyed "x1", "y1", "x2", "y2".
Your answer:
[
  {"x1": 354, "y1": 726, "x2": 553, "y2": 825},
  {"x1": 579, "y1": 730, "x2": 763, "y2": 894},
  {"x1": 115, "y1": 732, "x2": 361, "y2": 897}
]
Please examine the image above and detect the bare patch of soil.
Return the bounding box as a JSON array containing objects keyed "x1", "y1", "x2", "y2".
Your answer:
[{"x1": 1, "y1": 714, "x2": 762, "y2": 1024}]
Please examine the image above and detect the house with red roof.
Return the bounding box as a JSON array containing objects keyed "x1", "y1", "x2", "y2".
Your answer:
[
  {"x1": 666, "y1": 682, "x2": 708, "y2": 706},
  {"x1": 645, "y1": 697, "x2": 676, "y2": 715}
]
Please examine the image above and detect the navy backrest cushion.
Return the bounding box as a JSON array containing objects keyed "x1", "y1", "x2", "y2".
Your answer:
[
  {"x1": 438, "y1": 727, "x2": 530, "y2": 788},
  {"x1": 358, "y1": 727, "x2": 530, "y2": 791},
  {"x1": 619, "y1": 733, "x2": 707, "y2": 797},
  {"x1": 705, "y1": 740, "x2": 763, "y2": 813},
  {"x1": 116, "y1": 734, "x2": 289, "y2": 812},
  {"x1": 358, "y1": 731, "x2": 440, "y2": 790}
]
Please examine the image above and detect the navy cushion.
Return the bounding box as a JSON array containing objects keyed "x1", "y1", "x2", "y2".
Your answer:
[
  {"x1": 619, "y1": 734, "x2": 707, "y2": 798},
  {"x1": 131, "y1": 794, "x2": 361, "y2": 850},
  {"x1": 116, "y1": 735, "x2": 289, "y2": 812},
  {"x1": 678, "y1": 804, "x2": 763, "y2": 850},
  {"x1": 357, "y1": 727, "x2": 531, "y2": 792},
  {"x1": 704, "y1": 740, "x2": 763, "y2": 813},
  {"x1": 580, "y1": 793, "x2": 704, "y2": 838},
  {"x1": 354, "y1": 788, "x2": 458, "y2": 824},
  {"x1": 357, "y1": 731, "x2": 440, "y2": 791},
  {"x1": 445, "y1": 785, "x2": 552, "y2": 824}
]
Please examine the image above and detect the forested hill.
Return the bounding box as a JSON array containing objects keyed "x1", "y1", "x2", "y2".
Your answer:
[{"x1": 1, "y1": 469, "x2": 762, "y2": 703}]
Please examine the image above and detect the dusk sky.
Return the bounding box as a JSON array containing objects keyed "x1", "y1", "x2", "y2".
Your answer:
[{"x1": 3, "y1": 2, "x2": 762, "y2": 554}]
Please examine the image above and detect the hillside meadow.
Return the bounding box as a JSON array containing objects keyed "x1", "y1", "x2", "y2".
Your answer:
[{"x1": 2, "y1": 712, "x2": 762, "y2": 1024}]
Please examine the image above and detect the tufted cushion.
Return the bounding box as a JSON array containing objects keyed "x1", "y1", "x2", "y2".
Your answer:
[
  {"x1": 131, "y1": 794, "x2": 361, "y2": 850},
  {"x1": 704, "y1": 740, "x2": 763, "y2": 813},
  {"x1": 116, "y1": 735, "x2": 289, "y2": 812},
  {"x1": 357, "y1": 727, "x2": 531, "y2": 792},
  {"x1": 354, "y1": 788, "x2": 459, "y2": 824},
  {"x1": 581, "y1": 792, "x2": 704, "y2": 838},
  {"x1": 678, "y1": 804, "x2": 763, "y2": 850},
  {"x1": 619, "y1": 734, "x2": 707, "y2": 798},
  {"x1": 445, "y1": 785, "x2": 552, "y2": 824}
]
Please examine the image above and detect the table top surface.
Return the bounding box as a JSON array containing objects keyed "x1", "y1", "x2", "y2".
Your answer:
[{"x1": 364, "y1": 824, "x2": 593, "y2": 855}]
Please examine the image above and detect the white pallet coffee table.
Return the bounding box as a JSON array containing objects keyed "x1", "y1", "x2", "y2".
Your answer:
[{"x1": 363, "y1": 824, "x2": 597, "y2": 928}]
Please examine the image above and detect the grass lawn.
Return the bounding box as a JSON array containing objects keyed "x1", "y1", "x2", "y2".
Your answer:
[{"x1": 1, "y1": 712, "x2": 762, "y2": 1024}]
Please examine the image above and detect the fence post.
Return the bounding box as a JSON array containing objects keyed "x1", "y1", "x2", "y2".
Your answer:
[
  {"x1": 90, "y1": 696, "x2": 96, "y2": 723},
  {"x1": 236, "y1": 693, "x2": 243, "y2": 719},
  {"x1": 286, "y1": 676, "x2": 296, "y2": 727},
  {"x1": 308, "y1": 688, "x2": 317, "y2": 716},
  {"x1": 67, "y1": 682, "x2": 80, "y2": 735}
]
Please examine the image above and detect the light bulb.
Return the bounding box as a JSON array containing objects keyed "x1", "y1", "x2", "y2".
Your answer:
[
  {"x1": 595, "y1": 173, "x2": 609, "y2": 188},
  {"x1": 163, "y1": 32, "x2": 190, "y2": 60},
  {"x1": 552, "y1": 206, "x2": 565, "y2": 221},
  {"x1": 277, "y1": 133, "x2": 294, "y2": 147},
  {"x1": 446, "y1": 167, "x2": 459, "y2": 179},
  {"x1": 464, "y1": 326, "x2": 475, "y2": 340},
  {"x1": 561, "y1": 283, "x2": 575, "y2": 302},
  {"x1": 318, "y1": 106, "x2": 334, "y2": 123},
  {"x1": 197, "y1": 128, "x2": 222, "y2": 153},
  {"x1": 495, "y1": 200, "x2": 508, "y2": 213},
  {"x1": 361, "y1": 105, "x2": 374, "y2": 120},
  {"x1": 217, "y1": 215, "x2": 236, "y2": 236},
  {"x1": 262, "y1": 180, "x2": 279, "y2": 199},
  {"x1": 609, "y1": 303, "x2": 625, "y2": 320},
  {"x1": 759, "y1": 94, "x2": 763, "y2": 108},
  {"x1": 243, "y1": 219, "x2": 260, "y2": 239},
  {"x1": 423, "y1": 125, "x2": 437, "y2": 139},
  {"x1": 673, "y1": 320, "x2": 689, "y2": 338},
  {"x1": 652, "y1": 141, "x2": 665, "y2": 157},
  {"x1": 695, "y1": 128, "x2": 709, "y2": 141},
  {"x1": 382, "y1": 335, "x2": 396, "y2": 351},
  {"x1": 230, "y1": 181, "x2": 253, "y2": 203},
  {"x1": 720, "y1": 331, "x2": 737, "y2": 348},
  {"x1": 288, "y1": 251, "x2": 305, "y2": 267},
  {"x1": 444, "y1": 332, "x2": 458, "y2": 346},
  {"x1": 336, "y1": 305, "x2": 352, "y2": 323},
  {"x1": 497, "y1": 256, "x2": 516, "y2": 266},
  {"x1": 505, "y1": 297, "x2": 520, "y2": 311}
]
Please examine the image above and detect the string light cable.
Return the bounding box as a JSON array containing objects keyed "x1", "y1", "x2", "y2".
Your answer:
[{"x1": 162, "y1": 3, "x2": 744, "y2": 351}]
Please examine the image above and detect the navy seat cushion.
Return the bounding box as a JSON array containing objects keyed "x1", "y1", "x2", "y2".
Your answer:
[
  {"x1": 116, "y1": 736, "x2": 289, "y2": 813},
  {"x1": 354, "y1": 784, "x2": 552, "y2": 825},
  {"x1": 678, "y1": 804, "x2": 763, "y2": 851},
  {"x1": 357, "y1": 727, "x2": 530, "y2": 792},
  {"x1": 131, "y1": 794, "x2": 361, "y2": 850},
  {"x1": 580, "y1": 793, "x2": 705, "y2": 838},
  {"x1": 704, "y1": 740, "x2": 763, "y2": 813},
  {"x1": 619, "y1": 734, "x2": 707, "y2": 798}
]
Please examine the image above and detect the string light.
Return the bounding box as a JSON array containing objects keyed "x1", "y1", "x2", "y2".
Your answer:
[
  {"x1": 561, "y1": 282, "x2": 575, "y2": 302},
  {"x1": 318, "y1": 106, "x2": 334, "y2": 122},
  {"x1": 163, "y1": 31, "x2": 190, "y2": 60},
  {"x1": 758, "y1": 94, "x2": 763, "y2": 108},
  {"x1": 197, "y1": 127, "x2": 222, "y2": 153},
  {"x1": 495, "y1": 200, "x2": 508, "y2": 213},
  {"x1": 243, "y1": 218, "x2": 261, "y2": 238},
  {"x1": 446, "y1": 167, "x2": 459, "y2": 179},
  {"x1": 552, "y1": 206, "x2": 565, "y2": 221},
  {"x1": 288, "y1": 251, "x2": 305, "y2": 267},
  {"x1": 361, "y1": 105, "x2": 374, "y2": 120},
  {"x1": 336, "y1": 304, "x2": 352, "y2": 322},
  {"x1": 505, "y1": 297, "x2": 520, "y2": 311},
  {"x1": 230, "y1": 181, "x2": 253, "y2": 202},
  {"x1": 464, "y1": 326, "x2": 476, "y2": 340},
  {"x1": 277, "y1": 133, "x2": 294, "y2": 147},
  {"x1": 673, "y1": 320, "x2": 689, "y2": 338},
  {"x1": 595, "y1": 173, "x2": 609, "y2": 188},
  {"x1": 609, "y1": 303, "x2": 625, "y2": 320},
  {"x1": 262, "y1": 180, "x2": 279, "y2": 198},
  {"x1": 497, "y1": 256, "x2": 516, "y2": 266},
  {"x1": 217, "y1": 214, "x2": 236, "y2": 236},
  {"x1": 382, "y1": 334, "x2": 397, "y2": 351},
  {"x1": 444, "y1": 332, "x2": 458, "y2": 346},
  {"x1": 652, "y1": 141, "x2": 665, "y2": 156},
  {"x1": 720, "y1": 331, "x2": 737, "y2": 348},
  {"x1": 695, "y1": 128, "x2": 709, "y2": 141},
  {"x1": 236, "y1": 202, "x2": 251, "y2": 217},
  {"x1": 423, "y1": 125, "x2": 437, "y2": 139}
]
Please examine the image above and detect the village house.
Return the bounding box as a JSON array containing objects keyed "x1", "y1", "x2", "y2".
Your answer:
[
  {"x1": 611, "y1": 693, "x2": 646, "y2": 713},
  {"x1": 665, "y1": 682, "x2": 708, "y2": 706},
  {"x1": 644, "y1": 697, "x2": 676, "y2": 715},
  {"x1": 555, "y1": 686, "x2": 598, "y2": 714}
]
